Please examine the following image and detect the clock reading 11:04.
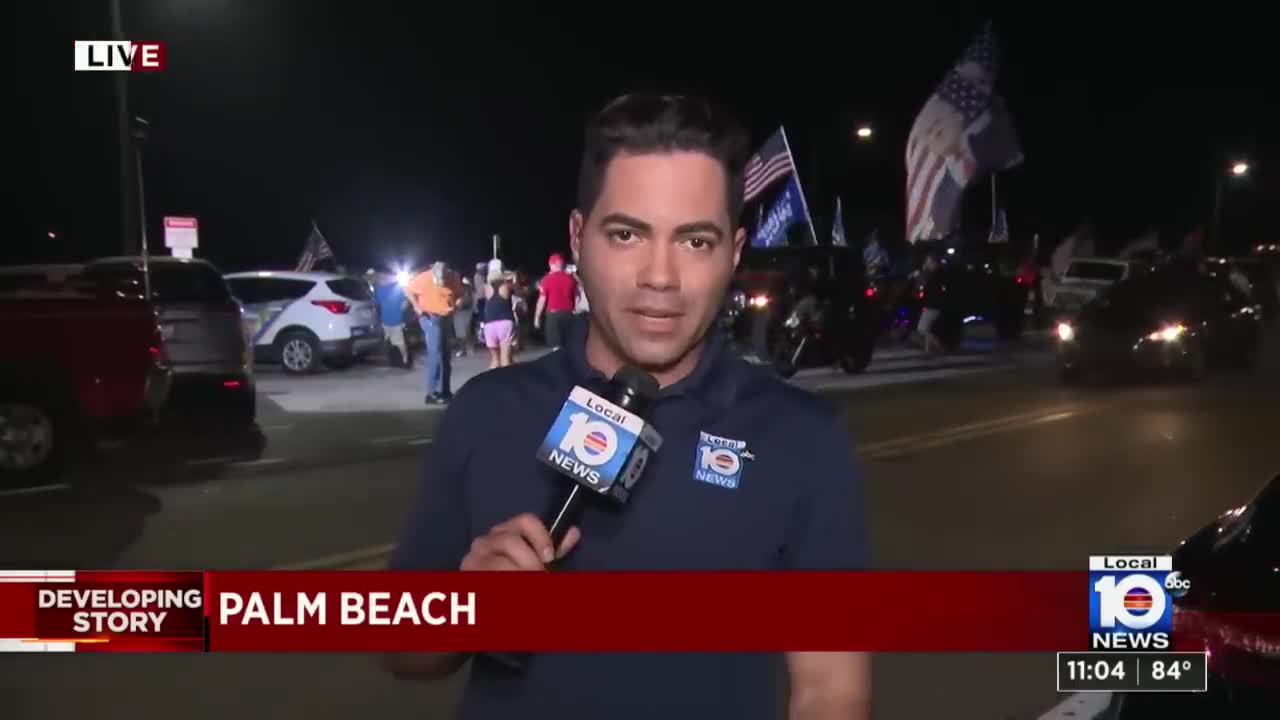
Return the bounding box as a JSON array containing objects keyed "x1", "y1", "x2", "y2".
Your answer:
[{"x1": 1065, "y1": 658, "x2": 1125, "y2": 682}]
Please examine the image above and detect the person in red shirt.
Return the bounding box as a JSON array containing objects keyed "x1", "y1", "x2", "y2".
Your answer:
[{"x1": 534, "y1": 252, "x2": 578, "y2": 349}]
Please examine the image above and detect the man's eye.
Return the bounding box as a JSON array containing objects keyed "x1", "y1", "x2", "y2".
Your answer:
[
  {"x1": 608, "y1": 230, "x2": 636, "y2": 243},
  {"x1": 685, "y1": 237, "x2": 713, "y2": 250}
]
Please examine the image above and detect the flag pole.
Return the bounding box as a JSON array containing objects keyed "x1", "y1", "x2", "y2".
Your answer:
[
  {"x1": 990, "y1": 173, "x2": 997, "y2": 225},
  {"x1": 780, "y1": 126, "x2": 819, "y2": 246}
]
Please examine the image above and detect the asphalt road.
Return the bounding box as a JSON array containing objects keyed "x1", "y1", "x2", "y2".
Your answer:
[{"x1": 3, "y1": 331, "x2": 1278, "y2": 719}]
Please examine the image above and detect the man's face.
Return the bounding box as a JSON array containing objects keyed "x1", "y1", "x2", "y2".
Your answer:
[{"x1": 570, "y1": 151, "x2": 746, "y2": 373}]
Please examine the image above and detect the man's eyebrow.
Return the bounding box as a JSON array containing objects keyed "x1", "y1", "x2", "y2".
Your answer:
[
  {"x1": 598, "y1": 213, "x2": 653, "y2": 234},
  {"x1": 673, "y1": 221, "x2": 725, "y2": 239}
]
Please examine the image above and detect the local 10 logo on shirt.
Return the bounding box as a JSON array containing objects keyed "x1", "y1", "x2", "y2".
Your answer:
[{"x1": 1088, "y1": 555, "x2": 1189, "y2": 650}]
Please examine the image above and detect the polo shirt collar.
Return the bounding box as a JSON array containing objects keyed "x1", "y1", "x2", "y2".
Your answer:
[{"x1": 562, "y1": 315, "x2": 737, "y2": 412}]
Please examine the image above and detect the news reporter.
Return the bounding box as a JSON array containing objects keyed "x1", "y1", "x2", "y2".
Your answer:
[{"x1": 386, "y1": 93, "x2": 870, "y2": 720}]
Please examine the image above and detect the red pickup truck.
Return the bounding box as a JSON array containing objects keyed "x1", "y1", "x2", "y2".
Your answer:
[{"x1": 0, "y1": 291, "x2": 172, "y2": 486}]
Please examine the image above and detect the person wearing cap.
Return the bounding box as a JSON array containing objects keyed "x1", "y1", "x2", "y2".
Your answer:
[
  {"x1": 534, "y1": 252, "x2": 578, "y2": 350},
  {"x1": 407, "y1": 261, "x2": 461, "y2": 404}
]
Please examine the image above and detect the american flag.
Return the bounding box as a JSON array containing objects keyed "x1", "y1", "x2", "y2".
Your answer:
[
  {"x1": 295, "y1": 222, "x2": 336, "y2": 272},
  {"x1": 743, "y1": 128, "x2": 794, "y2": 204},
  {"x1": 905, "y1": 25, "x2": 1023, "y2": 243}
]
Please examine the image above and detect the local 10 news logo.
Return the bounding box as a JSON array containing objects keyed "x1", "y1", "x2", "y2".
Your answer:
[
  {"x1": 1088, "y1": 555, "x2": 1189, "y2": 650},
  {"x1": 536, "y1": 386, "x2": 661, "y2": 503}
]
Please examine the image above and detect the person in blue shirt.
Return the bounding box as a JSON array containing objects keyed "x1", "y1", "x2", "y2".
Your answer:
[
  {"x1": 373, "y1": 272, "x2": 413, "y2": 368},
  {"x1": 384, "y1": 93, "x2": 871, "y2": 720}
]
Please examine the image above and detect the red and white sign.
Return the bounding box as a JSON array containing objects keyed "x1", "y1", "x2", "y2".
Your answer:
[
  {"x1": 163, "y1": 216, "x2": 199, "y2": 259},
  {"x1": 73, "y1": 41, "x2": 166, "y2": 72}
]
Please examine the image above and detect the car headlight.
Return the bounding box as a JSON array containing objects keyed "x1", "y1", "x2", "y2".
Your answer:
[
  {"x1": 749, "y1": 294, "x2": 769, "y2": 309},
  {"x1": 729, "y1": 290, "x2": 746, "y2": 311},
  {"x1": 395, "y1": 270, "x2": 411, "y2": 287},
  {"x1": 1146, "y1": 324, "x2": 1186, "y2": 342},
  {"x1": 1056, "y1": 322, "x2": 1075, "y2": 342}
]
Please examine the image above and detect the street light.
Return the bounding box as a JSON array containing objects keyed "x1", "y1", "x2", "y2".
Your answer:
[
  {"x1": 855, "y1": 125, "x2": 873, "y2": 140},
  {"x1": 1213, "y1": 158, "x2": 1252, "y2": 255}
]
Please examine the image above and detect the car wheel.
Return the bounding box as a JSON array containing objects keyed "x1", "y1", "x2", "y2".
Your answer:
[
  {"x1": 226, "y1": 388, "x2": 256, "y2": 426},
  {"x1": 0, "y1": 395, "x2": 69, "y2": 487},
  {"x1": 278, "y1": 331, "x2": 320, "y2": 374},
  {"x1": 1182, "y1": 340, "x2": 1207, "y2": 382},
  {"x1": 839, "y1": 336, "x2": 874, "y2": 374}
]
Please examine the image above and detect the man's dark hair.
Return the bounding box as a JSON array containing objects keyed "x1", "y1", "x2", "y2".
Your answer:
[{"x1": 577, "y1": 93, "x2": 751, "y2": 225}]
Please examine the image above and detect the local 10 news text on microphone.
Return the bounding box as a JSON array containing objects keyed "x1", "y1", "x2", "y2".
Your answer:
[{"x1": 4, "y1": 563, "x2": 1264, "y2": 653}]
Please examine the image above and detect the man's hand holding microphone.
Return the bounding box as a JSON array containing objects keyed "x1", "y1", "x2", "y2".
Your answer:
[{"x1": 384, "y1": 366, "x2": 661, "y2": 679}]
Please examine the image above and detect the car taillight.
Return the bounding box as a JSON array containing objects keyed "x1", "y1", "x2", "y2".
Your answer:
[
  {"x1": 311, "y1": 300, "x2": 350, "y2": 314},
  {"x1": 864, "y1": 287, "x2": 877, "y2": 298},
  {"x1": 148, "y1": 343, "x2": 169, "y2": 368}
]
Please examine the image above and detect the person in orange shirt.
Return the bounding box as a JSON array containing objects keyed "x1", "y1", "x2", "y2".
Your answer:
[{"x1": 407, "y1": 261, "x2": 461, "y2": 404}]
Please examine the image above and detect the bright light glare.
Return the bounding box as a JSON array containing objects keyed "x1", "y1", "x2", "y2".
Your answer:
[
  {"x1": 855, "y1": 126, "x2": 873, "y2": 139},
  {"x1": 1056, "y1": 323, "x2": 1075, "y2": 342},
  {"x1": 1146, "y1": 324, "x2": 1186, "y2": 342},
  {"x1": 395, "y1": 270, "x2": 411, "y2": 287},
  {"x1": 946, "y1": 247, "x2": 956, "y2": 255},
  {"x1": 1231, "y1": 162, "x2": 1250, "y2": 176},
  {"x1": 749, "y1": 295, "x2": 769, "y2": 308}
]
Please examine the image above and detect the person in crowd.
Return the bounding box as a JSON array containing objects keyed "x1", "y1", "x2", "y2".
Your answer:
[
  {"x1": 917, "y1": 253, "x2": 946, "y2": 354},
  {"x1": 534, "y1": 252, "x2": 578, "y2": 350},
  {"x1": 374, "y1": 271, "x2": 413, "y2": 368},
  {"x1": 407, "y1": 261, "x2": 458, "y2": 404},
  {"x1": 453, "y1": 276, "x2": 475, "y2": 358},
  {"x1": 385, "y1": 92, "x2": 870, "y2": 720},
  {"x1": 480, "y1": 272, "x2": 515, "y2": 369},
  {"x1": 473, "y1": 261, "x2": 488, "y2": 349}
]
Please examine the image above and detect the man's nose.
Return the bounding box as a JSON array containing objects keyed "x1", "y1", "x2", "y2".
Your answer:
[{"x1": 636, "y1": 240, "x2": 679, "y2": 291}]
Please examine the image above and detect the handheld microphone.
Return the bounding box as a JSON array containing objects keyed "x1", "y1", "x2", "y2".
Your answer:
[{"x1": 483, "y1": 366, "x2": 662, "y2": 671}]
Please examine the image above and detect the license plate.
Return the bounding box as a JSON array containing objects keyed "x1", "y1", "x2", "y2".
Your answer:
[{"x1": 351, "y1": 326, "x2": 370, "y2": 337}]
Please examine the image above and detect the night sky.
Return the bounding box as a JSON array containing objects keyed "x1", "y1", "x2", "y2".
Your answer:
[{"x1": 17, "y1": 4, "x2": 1277, "y2": 273}]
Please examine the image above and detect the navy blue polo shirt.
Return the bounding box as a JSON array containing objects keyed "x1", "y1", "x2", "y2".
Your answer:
[{"x1": 390, "y1": 317, "x2": 869, "y2": 719}]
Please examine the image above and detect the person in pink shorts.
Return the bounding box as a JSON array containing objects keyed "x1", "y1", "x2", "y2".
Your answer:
[{"x1": 480, "y1": 278, "x2": 516, "y2": 369}]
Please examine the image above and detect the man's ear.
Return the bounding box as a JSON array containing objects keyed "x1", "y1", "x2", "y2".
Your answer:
[
  {"x1": 569, "y1": 210, "x2": 585, "y2": 263},
  {"x1": 731, "y1": 226, "x2": 747, "y2": 269}
]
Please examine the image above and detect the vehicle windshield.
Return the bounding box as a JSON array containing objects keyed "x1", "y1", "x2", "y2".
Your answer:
[{"x1": 1065, "y1": 261, "x2": 1126, "y2": 281}]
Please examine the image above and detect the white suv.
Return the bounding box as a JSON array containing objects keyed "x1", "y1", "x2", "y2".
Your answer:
[{"x1": 224, "y1": 271, "x2": 382, "y2": 374}]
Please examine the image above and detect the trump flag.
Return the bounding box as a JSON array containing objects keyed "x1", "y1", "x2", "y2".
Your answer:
[
  {"x1": 905, "y1": 24, "x2": 1023, "y2": 243},
  {"x1": 752, "y1": 176, "x2": 806, "y2": 248}
]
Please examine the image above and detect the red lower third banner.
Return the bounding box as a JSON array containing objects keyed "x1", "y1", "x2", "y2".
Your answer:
[
  {"x1": 32, "y1": 569, "x2": 1263, "y2": 652},
  {"x1": 211, "y1": 571, "x2": 1087, "y2": 652}
]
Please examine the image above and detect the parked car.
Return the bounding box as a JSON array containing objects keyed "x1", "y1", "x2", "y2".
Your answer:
[
  {"x1": 722, "y1": 245, "x2": 878, "y2": 377},
  {"x1": 224, "y1": 270, "x2": 381, "y2": 374},
  {"x1": 1043, "y1": 257, "x2": 1143, "y2": 317},
  {"x1": 1106, "y1": 473, "x2": 1279, "y2": 717},
  {"x1": 80, "y1": 257, "x2": 254, "y2": 423},
  {"x1": 0, "y1": 287, "x2": 171, "y2": 485},
  {"x1": 1055, "y1": 265, "x2": 1263, "y2": 383}
]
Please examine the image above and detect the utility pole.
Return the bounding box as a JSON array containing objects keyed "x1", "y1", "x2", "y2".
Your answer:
[{"x1": 110, "y1": 0, "x2": 137, "y2": 254}]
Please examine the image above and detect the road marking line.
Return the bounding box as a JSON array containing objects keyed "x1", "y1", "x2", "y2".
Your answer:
[
  {"x1": 185, "y1": 456, "x2": 240, "y2": 467},
  {"x1": 1036, "y1": 691, "x2": 1112, "y2": 719},
  {"x1": 857, "y1": 403, "x2": 1094, "y2": 458},
  {"x1": 407, "y1": 437, "x2": 434, "y2": 446},
  {"x1": 369, "y1": 434, "x2": 422, "y2": 445},
  {"x1": 273, "y1": 543, "x2": 398, "y2": 571},
  {"x1": 229, "y1": 458, "x2": 285, "y2": 468},
  {"x1": 0, "y1": 483, "x2": 72, "y2": 499}
]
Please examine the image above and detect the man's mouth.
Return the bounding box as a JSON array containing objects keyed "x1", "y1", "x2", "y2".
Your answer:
[{"x1": 631, "y1": 308, "x2": 683, "y2": 320}]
